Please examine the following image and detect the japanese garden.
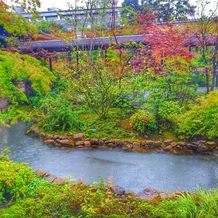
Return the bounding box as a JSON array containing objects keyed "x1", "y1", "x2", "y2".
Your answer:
[{"x1": 0, "y1": 0, "x2": 218, "y2": 216}]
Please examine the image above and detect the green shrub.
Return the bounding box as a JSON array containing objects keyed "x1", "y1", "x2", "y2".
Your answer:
[
  {"x1": 158, "y1": 101, "x2": 182, "y2": 120},
  {"x1": 2, "y1": 155, "x2": 218, "y2": 217},
  {"x1": 157, "y1": 100, "x2": 182, "y2": 129},
  {"x1": 0, "y1": 185, "x2": 73, "y2": 217},
  {"x1": 26, "y1": 177, "x2": 50, "y2": 196},
  {"x1": 38, "y1": 95, "x2": 84, "y2": 132},
  {"x1": 175, "y1": 90, "x2": 218, "y2": 139},
  {"x1": 176, "y1": 189, "x2": 218, "y2": 217},
  {"x1": 0, "y1": 159, "x2": 34, "y2": 203},
  {"x1": 129, "y1": 109, "x2": 157, "y2": 134}
]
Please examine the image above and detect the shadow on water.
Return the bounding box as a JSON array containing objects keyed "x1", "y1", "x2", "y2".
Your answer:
[{"x1": 0, "y1": 122, "x2": 218, "y2": 193}]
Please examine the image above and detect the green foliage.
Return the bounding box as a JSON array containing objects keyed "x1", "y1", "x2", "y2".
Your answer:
[
  {"x1": 81, "y1": 108, "x2": 137, "y2": 139},
  {"x1": 157, "y1": 101, "x2": 182, "y2": 130},
  {"x1": 113, "y1": 96, "x2": 133, "y2": 115},
  {"x1": 0, "y1": 51, "x2": 55, "y2": 105},
  {"x1": 175, "y1": 189, "x2": 218, "y2": 218},
  {"x1": 27, "y1": 95, "x2": 42, "y2": 107},
  {"x1": 73, "y1": 57, "x2": 120, "y2": 120},
  {"x1": 0, "y1": 185, "x2": 73, "y2": 217},
  {"x1": 0, "y1": 50, "x2": 56, "y2": 126},
  {"x1": 0, "y1": 158, "x2": 34, "y2": 203},
  {"x1": 120, "y1": 5, "x2": 139, "y2": 25},
  {"x1": 0, "y1": 149, "x2": 10, "y2": 162},
  {"x1": 113, "y1": 74, "x2": 148, "y2": 115},
  {"x1": 129, "y1": 109, "x2": 157, "y2": 134},
  {"x1": 174, "y1": 90, "x2": 218, "y2": 139},
  {"x1": 0, "y1": 5, "x2": 37, "y2": 38},
  {"x1": 145, "y1": 72, "x2": 197, "y2": 113},
  {"x1": 26, "y1": 177, "x2": 50, "y2": 196},
  {"x1": 158, "y1": 101, "x2": 182, "y2": 120},
  {"x1": 1, "y1": 157, "x2": 218, "y2": 217},
  {"x1": 192, "y1": 52, "x2": 213, "y2": 69},
  {"x1": 0, "y1": 106, "x2": 34, "y2": 127},
  {"x1": 9, "y1": 0, "x2": 41, "y2": 15},
  {"x1": 33, "y1": 19, "x2": 64, "y2": 33},
  {"x1": 38, "y1": 95, "x2": 83, "y2": 132},
  {"x1": 140, "y1": 0, "x2": 195, "y2": 22}
]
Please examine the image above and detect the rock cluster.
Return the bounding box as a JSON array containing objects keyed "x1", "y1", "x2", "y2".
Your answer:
[
  {"x1": 35, "y1": 169, "x2": 67, "y2": 185},
  {"x1": 35, "y1": 169, "x2": 180, "y2": 201},
  {"x1": 111, "y1": 186, "x2": 180, "y2": 201},
  {"x1": 27, "y1": 127, "x2": 218, "y2": 155}
]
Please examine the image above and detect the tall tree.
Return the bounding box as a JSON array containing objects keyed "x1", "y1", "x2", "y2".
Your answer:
[
  {"x1": 0, "y1": 0, "x2": 37, "y2": 44},
  {"x1": 190, "y1": 0, "x2": 218, "y2": 93},
  {"x1": 132, "y1": 17, "x2": 194, "y2": 74},
  {"x1": 0, "y1": 1, "x2": 56, "y2": 125},
  {"x1": 3, "y1": 0, "x2": 40, "y2": 14},
  {"x1": 122, "y1": 0, "x2": 139, "y2": 11},
  {"x1": 140, "y1": 0, "x2": 196, "y2": 22},
  {"x1": 131, "y1": 16, "x2": 196, "y2": 107}
]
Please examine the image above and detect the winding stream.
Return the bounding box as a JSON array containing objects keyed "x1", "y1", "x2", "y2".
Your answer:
[{"x1": 0, "y1": 122, "x2": 218, "y2": 193}]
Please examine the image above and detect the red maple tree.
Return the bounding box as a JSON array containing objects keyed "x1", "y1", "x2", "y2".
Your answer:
[{"x1": 132, "y1": 14, "x2": 195, "y2": 75}]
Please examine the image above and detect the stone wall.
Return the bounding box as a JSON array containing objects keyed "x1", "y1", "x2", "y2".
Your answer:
[{"x1": 27, "y1": 126, "x2": 218, "y2": 155}]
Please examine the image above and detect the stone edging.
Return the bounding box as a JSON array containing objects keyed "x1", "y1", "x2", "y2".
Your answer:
[
  {"x1": 27, "y1": 126, "x2": 218, "y2": 155},
  {"x1": 35, "y1": 169, "x2": 182, "y2": 201}
]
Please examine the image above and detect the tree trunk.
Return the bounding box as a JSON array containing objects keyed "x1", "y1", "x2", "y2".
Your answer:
[
  {"x1": 205, "y1": 68, "x2": 209, "y2": 93},
  {"x1": 210, "y1": 37, "x2": 218, "y2": 91}
]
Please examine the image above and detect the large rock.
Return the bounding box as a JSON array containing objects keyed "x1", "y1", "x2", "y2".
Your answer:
[
  {"x1": 110, "y1": 185, "x2": 125, "y2": 196},
  {"x1": 90, "y1": 139, "x2": 99, "y2": 145},
  {"x1": 44, "y1": 139, "x2": 58, "y2": 146},
  {"x1": 141, "y1": 140, "x2": 149, "y2": 149},
  {"x1": 170, "y1": 149, "x2": 193, "y2": 155},
  {"x1": 98, "y1": 140, "x2": 105, "y2": 147},
  {"x1": 136, "y1": 188, "x2": 158, "y2": 200},
  {"x1": 197, "y1": 142, "x2": 210, "y2": 152},
  {"x1": 115, "y1": 141, "x2": 126, "y2": 148},
  {"x1": 146, "y1": 140, "x2": 154, "y2": 148},
  {"x1": 152, "y1": 141, "x2": 162, "y2": 148},
  {"x1": 108, "y1": 143, "x2": 116, "y2": 148},
  {"x1": 59, "y1": 139, "x2": 72, "y2": 147},
  {"x1": 53, "y1": 135, "x2": 60, "y2": 140},
  {"x1": 75, "y1": 141, "x2": 84, "y2": 146},
  {"x1": 45, "y1": 174, "x2": 57, "y2": 182},
  {"x1": 122, "y1": 143, "x2": 133, "y2": 150},
  {"x1": 147, "y1": 141, "x2": 162, "y2": 150},
  {"x1": 27, "y1": 127, "x2": 40, "y2": 137},
  {"x1": 35, "y1": 169, "x2": 47, "y2": 178},
  {"x1": 84, "y1": 141, "x2": 91, "y2": 147},
  {"x1": 161, "y1": 141, "x2": 173, "y2": 150},
  {"x1": 52, "y1": 177, "x2": 67, "y2": 185},
  {"x1": 163, "y1": 139, "x2": 173, "y2": 146},
  {"x1": 176, "y1": 142, "x2": 186, "y2": 148},
  {"x1": 46, "y1": 134, "x2": 53, "y2": 140},
  {"x1": 206, "y1": 141, "x2": 216, "y2": 149},
  {"x1": 186, "y1": 143, "x2": 198, "y2": 150},
  {"x1": 162, "y1": 145, "x2": 172, "y2": 151},
  {"x1": 132, "y1": 142, "x2": 141, "y2": 151},
  {"x1": 159, "y1": 190, "x2": 175, "y2": 199},
  {"x1": 73, "y1": 133, "x2": 84, "y2": 140}
]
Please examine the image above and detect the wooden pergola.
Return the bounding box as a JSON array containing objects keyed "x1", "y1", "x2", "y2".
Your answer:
[
  {"x1": 16, "y1": 33, "x2": 216, "y2": 72},
  {"x1": 21, "y1": 35, "x2": 148, "y2": 52}
]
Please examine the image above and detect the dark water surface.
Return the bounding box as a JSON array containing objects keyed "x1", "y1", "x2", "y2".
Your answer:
[{"x1": 0, "y1": 122, "x2": 218, "y2": 193}]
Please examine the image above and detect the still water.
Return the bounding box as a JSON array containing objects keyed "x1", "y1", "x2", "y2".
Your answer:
[{"x1": 0, "y1": 122, "x2": 218, "y2": 193}]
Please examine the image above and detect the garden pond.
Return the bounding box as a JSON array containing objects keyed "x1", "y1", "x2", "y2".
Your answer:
[{"x1": 0, "y1": 122, "x2": 218, "y2": 193}]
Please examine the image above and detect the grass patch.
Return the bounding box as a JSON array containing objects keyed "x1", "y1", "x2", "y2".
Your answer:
[{"x1": 79, "y1": 108, "x2": 138, "y2": 139}]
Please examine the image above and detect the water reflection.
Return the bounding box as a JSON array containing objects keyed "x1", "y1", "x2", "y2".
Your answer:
[{"x1": 0, "y1": 123, "x2": 218, "y2": 192}]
